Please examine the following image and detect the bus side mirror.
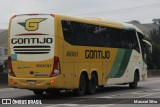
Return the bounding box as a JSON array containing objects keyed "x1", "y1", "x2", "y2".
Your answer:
[
  {"x1": 148, "y1": 46, "x2": 152, "y2": 53},
  {"x1": 143, "y1": 39, "x2": 152, "y2": 53}
]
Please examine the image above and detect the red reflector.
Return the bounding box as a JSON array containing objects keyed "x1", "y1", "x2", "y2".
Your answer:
[
  {"x1": 50, "y1": 14, "x2": 55, "y2": 17},
  {"x1": 8, "y1": 57, "x2": 16, "y2": 77},
  {"x1": 50, "y1": 56, "x2": 61, "y2": 77},
  {"x1": 50, "y1": 80, "x2": 55, "y2": 84},
  {"x1": 10, "y1": 79, "x2": 14, "y2": 84},
  {"x1": 11, "y1": 15, "x2": 16, "y2": 19}
]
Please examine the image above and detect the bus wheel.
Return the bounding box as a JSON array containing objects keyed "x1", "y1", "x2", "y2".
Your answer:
[
  {"x1": 33, "y1": 89, "x2": 44, "y2": 95},
  {"x1": 74, "y1": 74, "x2": 86, "y2": 96},
  {"x1": 86, "y1": 74, "x2": 97, "y2": 95},
  {"x1": 129, "y1": 72, "x2": 139, "y2": 89}
]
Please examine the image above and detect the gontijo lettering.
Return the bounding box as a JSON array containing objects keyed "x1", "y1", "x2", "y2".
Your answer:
[
  {"x1": 85, "y1": 50, "x2": 110, "y2": 59},
  {"x1": 11, "y1": 38, "x2": 53, "y2": 44}
]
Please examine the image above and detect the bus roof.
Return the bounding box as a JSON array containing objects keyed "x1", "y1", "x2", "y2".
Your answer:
[
  {"x1": 122, "y1": 23, "x2": 143, "y2": 34},
  {"x1": 12, "y1": 14, "x2": 143, "y2": 34},
  {"x1": 56, "y1": 14, "x2": 144, "y2": 34}
]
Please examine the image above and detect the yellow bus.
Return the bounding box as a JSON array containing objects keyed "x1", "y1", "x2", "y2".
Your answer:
[{"x1": 8, "y1": 14, "x2": 152, "y2": 96}]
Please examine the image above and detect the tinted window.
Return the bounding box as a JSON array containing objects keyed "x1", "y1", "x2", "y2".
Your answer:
[
  {"x1": 61, "y1": 20, "x2": 139, "y2": 52},
  {"x1": 61, "y1": 20, "x2": 75, "y2": 45}
]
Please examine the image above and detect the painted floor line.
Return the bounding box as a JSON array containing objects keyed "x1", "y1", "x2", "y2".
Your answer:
[
  {"x1": 0, "y1": 88, "x2": 19, "y2": 92},
  {"x1": 45, "y1": 89, "x2": 160, "y2": 107}
]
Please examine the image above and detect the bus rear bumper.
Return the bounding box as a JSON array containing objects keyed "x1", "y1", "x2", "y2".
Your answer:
[{"x1": 8, "y1": 75, "x2": 62, "y2": 89}]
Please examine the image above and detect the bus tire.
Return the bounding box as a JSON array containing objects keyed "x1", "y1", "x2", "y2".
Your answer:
[
  {"x1": 33, "y1": 89, "x2": 44, "y2": 95},
  {"x1": 129, "y1": 72, "x2": 139, "y2": 89},
  {"x1": 86, "y1": 74, "x2": 97, "y2": 95},
  {"x1": 74, "y1": 74, "x2": 86, "y2": 96}
]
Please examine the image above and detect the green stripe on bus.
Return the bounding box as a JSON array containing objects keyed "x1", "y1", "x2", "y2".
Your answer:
[
  {"x1": 108, "y1": 49, "x2": 125, "y2": 78},
  {"x1": 115, "y1": 49, "x2": 132, "y2": 77}
]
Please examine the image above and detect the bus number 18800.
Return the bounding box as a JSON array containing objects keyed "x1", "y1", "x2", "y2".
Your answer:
[{"x1": 66, "y1": 51, "x2": 78, "y2": 57}]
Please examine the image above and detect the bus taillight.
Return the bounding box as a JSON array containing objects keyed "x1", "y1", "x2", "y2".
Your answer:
[
  {"x1": 50, "y1": 14, "x2": 55, "y2": 17},
  {"x1": 11, "y1": 15, "x2": 16, "y2": 19},
  {"x1": 8, "y1": 57, "x2": 16, "y2": 77},
  {"x1": 50, "y1": 56, "x2": 61, "y2": 77},
  {"x1": 10, "y1": 79, "x2": 14, "y2": 84}
]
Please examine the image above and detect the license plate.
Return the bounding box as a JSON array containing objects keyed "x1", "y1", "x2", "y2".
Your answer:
[{"x1": 27, "y1": 80, "x2": 36, "y2": 84}]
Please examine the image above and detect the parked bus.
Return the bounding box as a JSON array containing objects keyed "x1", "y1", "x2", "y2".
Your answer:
[
  {"x1": 0, "y1": 47, "x2": 8, "y2": 72},
  {"x1": 8, "y1": 14, "x2": 152, "y2": 96}
]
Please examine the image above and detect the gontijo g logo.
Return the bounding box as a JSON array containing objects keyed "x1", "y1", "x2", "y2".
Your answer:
[{"x1": 18, "y1": 18, "x2": 46, "y2": 31}]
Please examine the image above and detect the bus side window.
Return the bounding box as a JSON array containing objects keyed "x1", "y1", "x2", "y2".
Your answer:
[
  {"x1": 98, "y1": 26, "x2": 110, "y2": 47},
  {"x1": 85, "y1": 24, "x2": 98, "y2": 46},
  {"x1": 62, "y1": 20, "x2": 140, "y2": 52},
  {"x1": 132, "y1": 31, "x2": 140, "y2": 53},
  {"x1": 61, "y1": 20, "x2": 75, "y2": 45},
  {"x1": 120, "y1": 30, "x2": 140, "y2": 52}
]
